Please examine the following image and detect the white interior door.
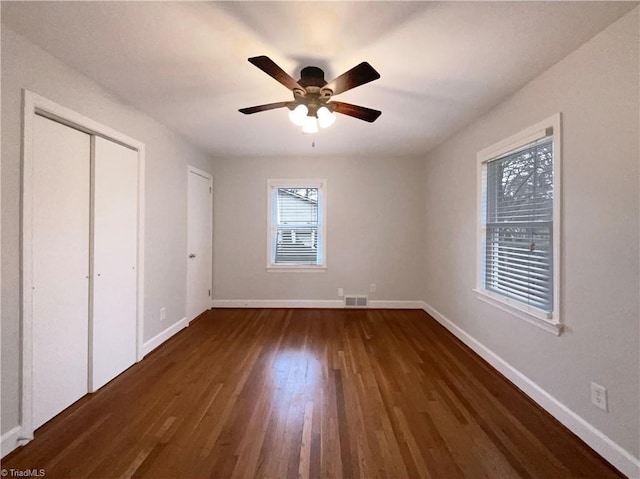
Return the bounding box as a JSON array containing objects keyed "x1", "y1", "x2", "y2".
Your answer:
[
  {"x1": 91, "y1": 136, "x2": 138, "y2": 391},
  {"x1": 32, "y1": 115, "x2": 90, "y2": 429},
  {"x1": 186, "y1": 168, "x2": 212, "y2": 321}
]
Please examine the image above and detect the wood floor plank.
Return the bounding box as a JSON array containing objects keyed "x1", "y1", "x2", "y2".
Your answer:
[{"x1": 2, "y1": 308, "x2": 625, "y2": 479}]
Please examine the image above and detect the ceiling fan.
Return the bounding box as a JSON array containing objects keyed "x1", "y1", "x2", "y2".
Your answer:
[{"x1": 239, "y1": 56, "x2": 381, "y2": 133}]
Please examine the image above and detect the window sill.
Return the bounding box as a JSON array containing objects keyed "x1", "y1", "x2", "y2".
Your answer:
[
  {"x1": 266, "y1": 266, "x2": 327, "y2": 273},
  {"x1": 473, "y1": 288, "x2": 563, "y2": 336}
]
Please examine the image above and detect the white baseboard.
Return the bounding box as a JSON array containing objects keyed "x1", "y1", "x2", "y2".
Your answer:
[
  {"x1": 421, "y1": 301, "x2": 640, "y2": 479},
  {"x1": 211, "y1": 299, "x2": 342, "y2": 308},
  {"x1": 1, "y1": 426, "x2": 22, "y2": 458},
  {"x1": 142, "y1": 316, "x2": 188, "y2": 357},
  {"x1": 369, "y1": 300, "x2": 424, "y2": 309},
  {"x1": 211, "y1": 299, "x2": 424, "y2": 309}
]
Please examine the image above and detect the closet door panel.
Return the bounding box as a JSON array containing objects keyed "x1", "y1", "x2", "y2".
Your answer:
[
  {"x1": 92, "y1": 136, "x2": 138, "y2": 391},
  {"x1": 32, "y1": 115, "x2": 90, "y2": 429}
]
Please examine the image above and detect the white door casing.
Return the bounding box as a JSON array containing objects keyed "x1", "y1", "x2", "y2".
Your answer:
[
  {"x1": 32, "y1": 115, "x2": 91, "y2": 429},
  {"x1": 186, "y1": 167, "x2": 213, "y2": 322},
  {"x1": 91, "y1": 137, "x2": 139, "y2": 391}
]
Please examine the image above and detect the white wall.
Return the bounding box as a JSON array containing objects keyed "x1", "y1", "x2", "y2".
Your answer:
[
  {"x1": 423, "y1": 7, "x2": 639, "y2": 462},
  {"x1": 1, "y1": 27, "x2": 213, "y2": 436},
  {"x1": 211, "y1": 155, "x2": 425, "y2": 303}
]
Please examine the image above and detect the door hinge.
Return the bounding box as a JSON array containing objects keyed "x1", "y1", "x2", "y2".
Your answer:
[
  {"x1": 208, "y1": 289, "x2": 211, "y2": 297},
  {"x1": 209, "y1": 186, "x2": 212, "y2": 194}
]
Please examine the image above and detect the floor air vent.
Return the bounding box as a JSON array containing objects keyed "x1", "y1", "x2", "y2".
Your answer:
[{"x1": 344, "y1": 295, "x2": 368, "y2": 308}]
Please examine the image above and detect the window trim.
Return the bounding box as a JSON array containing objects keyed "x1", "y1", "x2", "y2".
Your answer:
[
  {"x1": 475, "y1": 113, "x2": 562, "y2": 335},
  {"x1": 266, "y1": 179, "x2": 327, "y2": 272}
]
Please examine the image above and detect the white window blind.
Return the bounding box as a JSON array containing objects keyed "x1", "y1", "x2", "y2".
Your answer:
[
  {"x1": 482, "y1": 135, "x2": 554, "y2": 313},
  {"x1": 270, "y1": 186, "x2": 324, "y2": 266}
]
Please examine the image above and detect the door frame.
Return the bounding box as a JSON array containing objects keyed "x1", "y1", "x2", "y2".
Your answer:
[
  {"x1": 20, "y1": 90, "x2": 146, "y2": 444},
  {"x1": 186, "y1": 165, "x2": 213, "y2": 321}
]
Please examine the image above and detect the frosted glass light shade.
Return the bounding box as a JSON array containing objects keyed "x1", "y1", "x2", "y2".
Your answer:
[
  {"x1": 317, "y1": 106, "x2": 336, "y2": 128},
  {"x1": 301, "y1": 116, "x2": 318, "y2": 134},
  {"x1": 288, "y1": 104, "x2": 308, "y2": 126}
]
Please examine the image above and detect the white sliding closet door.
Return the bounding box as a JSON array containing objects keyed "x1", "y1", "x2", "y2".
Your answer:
[
  {"x1": 91, "y1": 136, "x2": 138, "y2": 391},
  {"x1": 32, "y1": 115, "x2": 90, "y2": 429}
]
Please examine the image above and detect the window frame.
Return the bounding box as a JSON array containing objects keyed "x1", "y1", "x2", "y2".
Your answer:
[
  {"x1": 266, "y1": 179, "x2": 327, "y2": 272},
  {"x1": 475, "y1": 114, "x2": 562, "y2": 335}
]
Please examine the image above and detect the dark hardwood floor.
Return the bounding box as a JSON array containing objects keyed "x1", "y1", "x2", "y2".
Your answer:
[{"x1": 2, "y1": 308, "x2": 623, "y2": 478}]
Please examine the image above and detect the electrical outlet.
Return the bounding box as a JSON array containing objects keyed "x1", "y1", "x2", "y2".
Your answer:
[
  {"x1": 338, "y1": 288, "x2": 344, "y2": 297},
  {"x1": 160, "y1": 307, "x2": 166, "y2": 321},
  {"x1": 370, "y1": 283, "x2": 376, "y2": 293},
  {"x1": 590, "y1": 382, "x2": 608, "y2": 412}
]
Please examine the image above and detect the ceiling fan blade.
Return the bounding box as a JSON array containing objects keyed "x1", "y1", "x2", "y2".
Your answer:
[
  {"x1": 248, "y1": 56, "x2": 304, "y2": 92},
  {"x1": 239, "y1": 101, "x2": 292, "y2": 115},
  {"x1": 325, "y1": 62, "x2": 380, "y2": 96},
  {"x1": 330, "y1": 102, "x2": 382, "y2": 123}
]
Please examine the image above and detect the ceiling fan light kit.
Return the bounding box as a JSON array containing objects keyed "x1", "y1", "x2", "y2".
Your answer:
[
  {"x1": 239, "y1": 55, "x2": 381, "y2": 134},
  {"x1": 288, "y1": 104, "x2": 308, "y2": 126},
  {"x1": 317, "y1": 106, "x2": 336, "y2": 129},
  {"x1": 301, "y1": 115, "x2": 319, "y2": 134}
]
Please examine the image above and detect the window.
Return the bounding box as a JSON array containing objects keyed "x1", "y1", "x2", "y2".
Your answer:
[
  {"x1": 476, "y1": 114, "x2": 561, "y2": 334},
  {"x1": 267, "y1": 179, "x2": 326, "y2": 271}
]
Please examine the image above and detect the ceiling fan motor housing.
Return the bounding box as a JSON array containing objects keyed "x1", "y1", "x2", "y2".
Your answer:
[
  {"x1": 298, "y1": 66, "x2": 326, "y2": 88},
  {"x1": 295, "y1": 66, "x2": 333, "y2": 114}
]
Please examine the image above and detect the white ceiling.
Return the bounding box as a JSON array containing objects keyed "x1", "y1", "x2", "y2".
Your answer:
[{"x1": 2, "y1": 1, "x2": 635, "y2": 158}]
